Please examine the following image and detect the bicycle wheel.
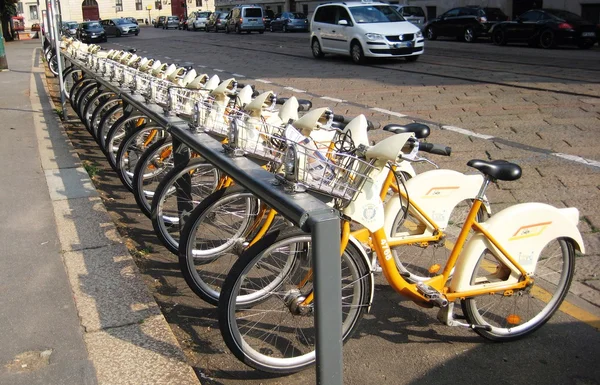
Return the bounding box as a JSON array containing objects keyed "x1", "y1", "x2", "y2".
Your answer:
[
  {"x1": 93, "y1": 99, "x2": 122, "y2": 142},
  {"x1": 82, "y1": 91, "x2": 115, "y2": 133},
  {"x1": 71, "y1": 79, "x2": 95, "y2": 109},
  {"x1": 151, "y1": 158, "x2": 221, "y2": 254},
  {"x1": 75, "y1": 83, "x2": 99, "y2": 119},
  {"x1": 63, "y1": 68, "x2": 82, "y2": 95},
  {"x1": 48, "y1": 54, "x2": 59, "y2": 77},
  {"x1": 104, "y1": 115, "x2": 147, "y2": 169},
  {"x1": 116, "y1": 126, "x2": 168, "y2": 192},
  {"x1": 390, "y1": 199, "x2": 486, "y2": 282},
  {"x1": 461, "y1": 237, "x2": 574, "y2": 341},
  {"x1": 179, "y1": 186, "x2": 261, "y2": 305},
  {"x1": 132, "y1": 138, "x2": 174, "y2": 218},
  {"x1": 68, "y1": 76, "x2": 88, "y2": 105},
  {"x1": 219, "y1": 229, "x2": 372, "y2": 374}
]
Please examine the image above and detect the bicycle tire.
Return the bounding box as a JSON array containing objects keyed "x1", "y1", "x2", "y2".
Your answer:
[
  {"x1": 92, "y1": 99, "x2": 122, "y2": 142},
  {"x1": 179, "y1": 185, "x2": 261, "y2": 305},
  {"x1": 83, "y1": 91, "x2": 116, "y2": 133},
  {"x1": 67, "y1": 76, "x2": 87, "y2": 105},
  {"x1": 104, "y1": 115, "x2": 147, "y2": 170},
  {"x1": 62, "y1": 68, "x2": 83, "y2": 96},
  {"x1": 75, "y1": 83, "x2": 99, "y2": 119},
  {"x1": 132, "y1": 137, "x2": 173, "y2": 218},
  {"x1": 461, "y1": 237, "x2": 574, "y2": 341},
  {"x1": 150, "y1": 157, "x2": 220, "y2": 255},
  {"x1": 115, "y1": 126, "x2": 168, "y2": 192},
  {"x1": 219, "y1": 228, "x2": 372, "y2": 373},
  {"x1": 70, "y1": 78, "x2": 95, "y2": 108}
]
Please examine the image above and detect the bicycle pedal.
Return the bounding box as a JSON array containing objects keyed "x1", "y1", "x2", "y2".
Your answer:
[{"x1": 416, "y1": 283, "x2": 448, "y2": 307}]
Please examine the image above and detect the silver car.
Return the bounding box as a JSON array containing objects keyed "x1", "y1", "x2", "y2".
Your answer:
[
  {"x1": 61, "y1": 21, "x2": 78, "y2": 36},
  {"x1": 101, "y1": 18, "x2": 140, "y2": 36},
  {"x1": 394, "y1": 5, "x2": 426, "y2": 27},
  {"x1": 163, "y1": 16, "x2": 179, "y2": 30}
]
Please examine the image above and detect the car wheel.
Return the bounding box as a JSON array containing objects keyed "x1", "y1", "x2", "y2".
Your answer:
[
  {"x1": 350, "y1": 41, "x2": 366, "y2": 65},
  {"x1": 235, "y1": 25, "x2": 241, "y2": 34},
  {"x1": 311, "y1": 38, "x2": 325, "y2": 59},
  {"x1": 259, "y1": 30, "x2": 264, "y2": 34},
  {"x1": 225, "y1": 25, "x2": 230, "y2": 33},
  {"x1": 464, "y1": 27, "x2": 475, "y2": 43},
  {"x1": 135, "y1": 32, "x2": 138, "y2": 36},
  {"x1": 539, "y1": 29, "x2": 556, "y2": 49},
  {"x1": 405, "y1": 55, "x2": 419, "y2": 62},
  {"x1": 492, "y1": 29, "x2": 506, "y2": 46},
  {"x1": 426, "y1": 26, "x2": 437, "y2": 40},
  {"x1": 116, "y1": 30, "x2": 121, "y2": 37},
  {"x1": 283, "y1": 24, "x2": 287, "y2": 33}
]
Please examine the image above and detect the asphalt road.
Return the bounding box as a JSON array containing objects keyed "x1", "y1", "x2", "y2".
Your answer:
[{"x1": 85, "y1": 27, "x2": 600, "y2": 384}]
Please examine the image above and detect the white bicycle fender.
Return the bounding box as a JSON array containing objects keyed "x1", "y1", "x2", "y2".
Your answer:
[
  {"x1": 383, "y1": 170, "x2": 486, "y2": 235},
  {"x1": 450, "y1": 203, "x2": 585, "y2": 294}
]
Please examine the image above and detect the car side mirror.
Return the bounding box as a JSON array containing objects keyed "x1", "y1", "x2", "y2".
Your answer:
[{"x1": 338, "y1": 19, "x2": 349, "y2": 26}]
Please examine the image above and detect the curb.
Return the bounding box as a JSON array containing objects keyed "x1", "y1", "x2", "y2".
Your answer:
[{"x1": 32, "y1": 48, "x2": 201, "y2": 385}]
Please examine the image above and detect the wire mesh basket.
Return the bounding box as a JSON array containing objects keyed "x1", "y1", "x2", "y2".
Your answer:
[
  {"x1": 227, "y1": 110, "x2": 288, "y2": 162},
  {"x1": 196, "y1": 98, "x2": 234, "y2": 137},
  {"x1": 288, "y1": 139, "x2": 375, "y2": 205}
]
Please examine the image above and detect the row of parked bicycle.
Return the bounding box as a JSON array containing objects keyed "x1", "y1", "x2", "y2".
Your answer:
[{"x1": 52, "y1": 36, "x2": 585, "y2": 375}]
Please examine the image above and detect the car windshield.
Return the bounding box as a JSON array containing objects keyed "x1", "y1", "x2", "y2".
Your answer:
[
  {"x1": 197, "y1": 12, "x2": 210, "y2": 17},
  {"x1": 83, "y1": 22, "x2": 101, "y2": 29},
  {"x1": 116, "y1": 19, "x2": 130, "y2": 25},
  {"x1": 64, "y1": 22, "x2": 78, "y2": 28},
  {"x1": 349, "y1": 6, "x2": 404, "y2": 24},
  {"x1": 290, "y1": 13, "x2": 306, "y2": 19},
  {"x1": 401, "y1": 7, "x2": 424, "y2": 16},
  {"x1": 545, "y1": 9, "x2": 585, "y2": 21}
]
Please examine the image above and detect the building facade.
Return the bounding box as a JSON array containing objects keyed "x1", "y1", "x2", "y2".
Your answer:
[
  {"x1": 32, "y1": 0, "x2": 215, "y2": 28},
  {"x1": 213, "y1": 0, "x2": 600, "y2": 24}
]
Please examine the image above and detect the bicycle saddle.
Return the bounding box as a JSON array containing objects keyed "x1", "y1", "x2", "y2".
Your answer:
[
  {"x1": 186, "y1": 73, "x2": 209, "y2": 90},
  {"x1": 467, "y1": 159, "x2": 522, "y2": 181},
  {"x1": 383, "y1": 123, "x2": 430, "y2": 139}
]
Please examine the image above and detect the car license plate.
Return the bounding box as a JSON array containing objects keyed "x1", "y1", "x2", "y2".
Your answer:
[
  {"x1": 582, "y1": 32, "x2": 596, "y2": 37},
  {"x1": 394, "y1": 42, "x2": 412, "y2": 48},
  {"x1": 249, "y1": 18, "x2": 257, "y2": 22}
]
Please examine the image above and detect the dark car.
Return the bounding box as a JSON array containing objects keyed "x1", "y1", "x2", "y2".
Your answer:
[
  {"x1": 154, "y1": 16, "x2": 166, "y2": 28},
  {"x1": 424, "y1": 6, "x2": 508, "y2": 42},
  {"x1": 491, "y1": 8, "x2": 598, "y2": 49},
  {"x1": 77, "y1": 21, "x2": 107, "y2": 43},
  {"x1": 263, "y1": 9, "x2": 274, "y2": 28},
  {"x1": 269, "y1": 12, "x2": 309, "y2": 32},
  {"x1": 205, "y1": 11, "x2": 228, "y2": 32}
]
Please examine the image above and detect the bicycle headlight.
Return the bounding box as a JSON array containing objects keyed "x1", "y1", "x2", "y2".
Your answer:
[
  {"x1": 365, "y1": 33, "x2": 384, "y2": 41},
  {"x1": 284, "y1": 145, "x2": 298, "y2": 180}
]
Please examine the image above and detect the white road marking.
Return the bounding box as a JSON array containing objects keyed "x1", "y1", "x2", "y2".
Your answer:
[
  {"x1": 232, "y1": 73, "x2": 246, "y2": 78},
  {"x1": 164, "y1": 56, "x2": 171, "y2": 59},
  {"x1": 371, "y1": 107, "x2": 406, "y2": 118},
  {"x1": 255, "y1": 79, "x2": 272, "y2": 84},
  {"x1": 321, "y1": 96, "x2": 346, "y2": 103},
  {"x1": 197, "y1": 65, "x2": 206, "y2": 68},
  {"x1": 214, "y1": 68, "x2": 224, "y2": 72},
  {"x1": 284, "y1": 86, "x2": 306, "y2": 93},
  {"x1": 442, "y1": 125, "x2": 495, "y2": 140},
  {"x1": 553, "y1": 153, "x2": 600, "y2": 168}
]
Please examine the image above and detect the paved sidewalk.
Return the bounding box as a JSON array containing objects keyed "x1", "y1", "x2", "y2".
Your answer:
[{"x1": 0, "y1": 41, "x2": 200, "y2": 384}]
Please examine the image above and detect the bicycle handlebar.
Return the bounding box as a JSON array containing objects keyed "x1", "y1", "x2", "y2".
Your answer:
[
  {"x1": 419, "y1": 142, "x2": 452, "y2": 156},
  {"x1": 332, "y1": 114, "x2": 380, "y2": 131}
]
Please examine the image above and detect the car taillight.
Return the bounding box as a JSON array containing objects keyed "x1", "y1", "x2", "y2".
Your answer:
[
  {"x1": 239, "y1": 18, "x2": 243, "y2": 23},
  {"x1": 558, "y1": 22, "x2": 573, "y2": 29}
]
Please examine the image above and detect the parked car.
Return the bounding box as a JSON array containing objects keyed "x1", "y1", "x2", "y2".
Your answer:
[
  {"x1": 154, "y1": 16, "x2": 166, "y2": 28},
  {"x1": 225, "y1": 5, "x2": 265, "y2": 34},
  {"x1": 76, "y1": 21, "x2": 107, "y2": 43},
  {"x1": 205, "y1": 11, "x2": 228, "y2": 32},
  {"x1": 61, "y1": 21, "x2": 78, "y2": 36},
  {"x1": 187, "y1": 11, "x2": 212, "y2": 31},
  {"x1": 490, "y1": 8, "x2": 598, "y2": 49},
  {"x1": 424, "y1": 6, "x2": 508, "y2": 42},
  {"x1": 31, "y1": 23, "x2": 40, "y2": 31},
  {"x1": 263, "y1": 9, "x2": 275, "y2": 28},
  {"x1": 163, "y1": 16, "x2": 179, "y2": 29},
  {"x1": 310, "y1": 2, "x2": 424, "y2": 64},
  {"x1": 270, "y1": 12, "x2": 309, "y2": 32},
  {"x1": 393, "y1": 5, "x2": 426, "y2": 27},
  {"x1": 101, "y1": 18, "x2": 140, "y2": 36}
]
